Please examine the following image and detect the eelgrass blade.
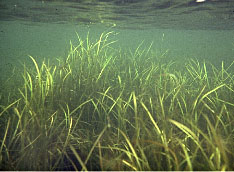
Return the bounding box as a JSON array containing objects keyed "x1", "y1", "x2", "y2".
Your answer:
[
  {"x1": 168, "y1": 119, "x2": 199, "y2": 145},
  {"x1": 96, "y1": 56, "x2": 113, "y2": 83},
  {"x1": 0, "y1": 118, "x2": 10, "y2": 159},
  {"x1": 198, "y1": 84, "x2": 225, "y2": 105},
  {"x1": 83, "y1": 125, "x2": 108, "y2": 170},
  {"x1": 69, "y1": 144, "x2": 88, "y2": 171},
  {"x1": 0, "y1": 99, "x2": 20, "y2": 117},
  {"x1": 119, "y1": 129, "x2": 142, "y2": 171},
  {"x1": 140, "y1": 100, "x2": 162, "y2": 135},
  {"x1": 178, "y1": 140, "x2": 193, "y2": 171},
  {"x1": 122, "y1": 159, "x2": 137, "y2": 171},
  {"x1": 203, "y1": 115, "x2": 229, "y2": 169}
]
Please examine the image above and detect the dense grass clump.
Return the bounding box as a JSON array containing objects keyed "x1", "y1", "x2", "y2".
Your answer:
[{"x1": 0, "y1": 31, "x2": 234, "y2": 170}]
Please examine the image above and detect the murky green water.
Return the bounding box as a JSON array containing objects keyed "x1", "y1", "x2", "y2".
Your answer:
[{"x1": 1, "y1": 0, "x2": 234, "y2": 67}]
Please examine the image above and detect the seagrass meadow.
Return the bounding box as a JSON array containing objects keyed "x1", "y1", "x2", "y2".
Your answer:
[{"x1": 0, "y1": 31, "x2": 234, "y2": 171}]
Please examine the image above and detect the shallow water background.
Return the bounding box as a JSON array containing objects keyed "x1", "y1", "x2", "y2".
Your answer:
[{"x1": 0, "y1": 0, "x2": 234, "y2": 78}]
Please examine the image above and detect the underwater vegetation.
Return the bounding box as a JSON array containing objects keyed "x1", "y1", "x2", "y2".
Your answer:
[{"x1": 0, "y1": 31, "x2": 234, "y2": 170}]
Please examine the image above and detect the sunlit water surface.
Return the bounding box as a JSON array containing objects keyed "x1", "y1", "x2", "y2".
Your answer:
[{"x1": 0, "y1": 0, "x2": 234, "y2": 81}]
